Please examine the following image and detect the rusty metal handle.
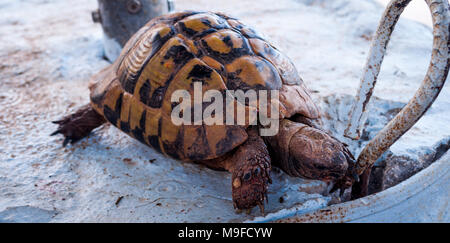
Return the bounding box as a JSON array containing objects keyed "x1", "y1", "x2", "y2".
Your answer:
[{"x1": 344, "y1": 0, "x2": 450, "y2": 175}]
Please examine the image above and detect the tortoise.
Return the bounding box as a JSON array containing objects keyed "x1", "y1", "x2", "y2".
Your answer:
[{"x1": 51, "y1": 11, "x2": 356, "y2": 213}]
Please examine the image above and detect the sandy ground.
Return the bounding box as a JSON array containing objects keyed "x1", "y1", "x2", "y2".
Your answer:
[{"x1": 0, "y1": 0, "x2": 448, "y2": 222}]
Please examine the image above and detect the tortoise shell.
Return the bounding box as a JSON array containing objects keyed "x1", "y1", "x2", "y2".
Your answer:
[{"x1": 89, "y1": 11, "x2": 319, "y2": 162}]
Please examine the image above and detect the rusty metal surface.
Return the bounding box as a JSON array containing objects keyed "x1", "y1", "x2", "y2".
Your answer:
[
  {"x1": 276, "y1": 150, "x2": 450, "y2": 223},
  {"x1": 344, "y1": 0, "x2": 450, "y2": 176}
]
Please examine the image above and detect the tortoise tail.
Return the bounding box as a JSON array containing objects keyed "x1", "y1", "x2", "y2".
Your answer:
[{"x1": 51, "y1": 104, "x2": 106, "y2": 146}]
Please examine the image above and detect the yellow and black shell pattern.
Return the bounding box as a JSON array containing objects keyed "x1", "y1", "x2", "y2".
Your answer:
[{"x1": 89, "y1": 11, "x2": 319, "y2": 162}]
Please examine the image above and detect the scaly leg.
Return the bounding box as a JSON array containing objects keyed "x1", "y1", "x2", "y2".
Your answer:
[
  {"x1": 51, "y1": 104, "x2": 106, "y2": 146},
  {"x1": 207, "y1": 128, "x2": 271, "y2": 214}
]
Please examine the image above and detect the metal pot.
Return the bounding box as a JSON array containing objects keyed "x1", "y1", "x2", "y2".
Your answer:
[
  {"x1": 92, "y1": 0, "x2": 174, "y2": 61},
  {"x1": 271, "y1": 151, "x2": 449, "y2": 222}
]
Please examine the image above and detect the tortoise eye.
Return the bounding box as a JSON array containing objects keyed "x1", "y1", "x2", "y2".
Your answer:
[{"x1": 243, "y1": 172, "x2": 251, "y2": 181}]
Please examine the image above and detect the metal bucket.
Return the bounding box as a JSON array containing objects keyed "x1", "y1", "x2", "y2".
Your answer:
[
  {"x1": 273, "y1": 151, "x2": 449, "y2": 222},
  {"x1": 92, "y1": 0, "x2": 174, "y2": 61}
]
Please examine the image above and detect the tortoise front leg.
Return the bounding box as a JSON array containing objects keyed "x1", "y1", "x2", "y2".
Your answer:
[
  {"x1": 219, "y1": 127, "x2": 272, "y2": 214},
  {"x1": 51, "y1": 104, "x2": 106, "y2": 146},
  {"x1": 266, "y1": 119, "x2": 356, "y2": 194}
]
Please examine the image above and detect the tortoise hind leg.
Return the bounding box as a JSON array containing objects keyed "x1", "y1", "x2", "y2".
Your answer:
[{"x1": 51, "y1": 104, "x2": 106, "y2": 146}]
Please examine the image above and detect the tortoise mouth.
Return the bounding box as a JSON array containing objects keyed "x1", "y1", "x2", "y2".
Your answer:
[{"x1": 301, "y1": 166, "x2": 349, "y2": 182}]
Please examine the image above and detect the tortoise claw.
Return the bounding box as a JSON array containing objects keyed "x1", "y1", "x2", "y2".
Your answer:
[
  {"x1": 51, "y1": 129, "x2": 81, "y2": 147},
  {"x1": 330, "y1": 177, "x2": 348, "y2": 196},
  {"x1": 330, "y1": 171, "x2": 358, "y2": 196},
  {"x1": 52, "y1": 120, "x2": 64, "y2": 125},
  {"x1": 257, "y1": 202, "x2": 265, "y2": 215},
  {"x1": 339, "y1": 186, "x2": 345, "y2": 197},
  {"x1": 50, "y1": 129, "x2": 61, "y2": 136},
  {"x1": 62, "y1": 137, "x2": 72, "y2": 147}
]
